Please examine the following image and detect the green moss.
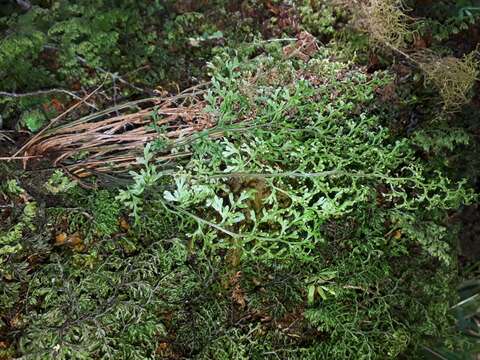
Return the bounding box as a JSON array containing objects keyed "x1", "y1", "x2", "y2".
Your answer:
[
  {"x1": 0, "y1": 0, "x2": 266, "y2": 125},
  {"x1": 20, "y1": 109, "x2": 47, "y2": 132}
]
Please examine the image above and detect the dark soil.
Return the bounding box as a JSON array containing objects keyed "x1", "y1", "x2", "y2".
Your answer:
[{"x1": 458, "y1": 204, "x2": 480, "y2": 268}]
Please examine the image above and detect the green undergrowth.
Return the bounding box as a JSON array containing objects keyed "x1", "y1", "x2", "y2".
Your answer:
[
  {"x1": 1, "y1": 44, "x2": 471, "y2": 359},
  {"x1": 0, "y1": 0, "x2": 272, "y2": 128},
  {"x1": 155, "y1": 44, "x2": 474, "y2": 265},
  {"x1": 408, "y1": 0, "x2": 480, "y2": 44},
  {"x1": 1, "y1": 7, "x2": 480, "y2": 359},
  {"x1": 152, "y1": 45, "x2": 474, "y2": 358}
]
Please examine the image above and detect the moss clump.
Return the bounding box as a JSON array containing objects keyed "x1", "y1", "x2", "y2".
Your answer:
[
  {"x1": 357, "y1": 0, "x2": 479, "y2": 111},
  {"x1": 417, "y1": 51, "x2": 479, "y2": 111},
  {"x1": 361, "y1": 0, "x2": 412, "y2": 49}
]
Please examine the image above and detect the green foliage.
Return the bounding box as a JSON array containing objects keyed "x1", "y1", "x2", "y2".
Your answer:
[
  {"x1": 414, "y1": 127, "x2": 471, "y2": 153},
  {"x1": 20, "y1": 108, "x2": 48, "y2": 132},
  {"x1": 18, "y1": 239, "x2": 193, "y2": 360},
  {"x1": 303, "y1": 250, "x2": 457, "y2": 359},
  {"x1": 0, "y1": 202, "x2": 36, "y2": 257},
  {"x1": 159, "y1": 46, "x2": 474, "y2": 264},
  {"x1": 109, "y1": 44, "x2": 475, "y2": 358},
  {"x1": 0, "y1": 180, "x2": 37, "y2": 259},
  {"x1": 0, "y1": 180, "x2": 38, "y2": 322},
  {"x1": 421, "y1": 278, "x2": 480, "y2": 359},
  {"x1": 0, "y1": 0, "x2": 262, "y2": 127},
  {"x1": 4, "y1": 178, "x2": 24, "y2": 195},
  {"x1": 298, "y1": 0, "x2": 346, "y2": 39},
  {"x1": 411, "y1": 0, "x2": 480, "y2": 42},
  {"x1": 44, "y1": 169, "x2": 78, "y2": 194},
  {"x1": 0, "y1": 1, "x2": 163, "y2": 91},
  {"x1": 0, "y1": 30, "x2": 48, "y2": 90},
  {"x1": 116, "y1": 143, "x2": 164, "y2": 225},
  {"x1": 1, "y1": 2, "x2": 478, "y2": 359},
  {"x1": 49, "y1": 187, "x2": 121, "y2": 240},
  {"x1": 89, "y1": 190, "x2": 121, "y2": 237}
]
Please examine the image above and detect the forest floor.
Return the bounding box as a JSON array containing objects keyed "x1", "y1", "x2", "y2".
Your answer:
[{"x1": 1, "y1": 1, "x2": 480, "y2": 359}]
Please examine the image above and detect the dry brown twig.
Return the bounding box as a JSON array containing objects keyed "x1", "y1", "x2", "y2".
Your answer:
[
  {"x1": 15, "y1": 83, "x2": 213, "y2": 176},
  {"x1": 0, "y1": 89, "x2": 99, "y2": 110},
  {"x1": 11, "y1": 78, "x2": 108, "y2": 162}
]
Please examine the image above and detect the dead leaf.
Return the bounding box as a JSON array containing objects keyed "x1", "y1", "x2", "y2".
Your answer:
[
  {"x1": 55, "y1": 232, "x2": 67, "y2": 245},
  {"x1": 157, "y1": 342, "x2": 170, "y2": 352},
  {"x1": 54, "y1": 232, "x2": 84, "y2": 251},
  {"x1": 264, "y1": 1, "x2": 299, "y2": 34},
  {"x1": 413, "y1": 35, "x2": 428, "y2": 50},
  {"x1": 71, "y1": 81, "x2": 82, "y2": 91},
  {"x1": 42, "y1": 99, "x2": 64, "y2": 114},
  {"x1": 9, "y1": 313, "x2": 22, "y2": 328},
  {"x1": 368, "y1": 53, "x2": 380, "y2": 73},
  {"x1": 73, "y1": 242, "x2": 85, "y2": 252},
  {"x1": 260, "y1": 315, "x2": 272, "y2": 323},
  {"x1": 51, "y1": 98, "x2": 65, "y2": 113},
  {"x1": 226, "y1": 271, "x2": 247, "y2": 308},
  {"x1": 229, "y1": 271, "x2": 242, "y2": 286},
  {"x1": 283, "y1": 31, "x2": 319, "y2": 62},
  {"x1": 119, "y1": 218, "x2": 130, "y2": 230},
  {"x1": 18, "y1": 191, "x2": 33, "y2": 203},
  {"x1": 376, "y1": 82, "x2": 397, "y2": 103},
  {"x1": 67, "y1": 233, "x2": 83, "y2": 247},
  {"x1": 232, "y1": 283, "x2": 246, "y2": 309}
]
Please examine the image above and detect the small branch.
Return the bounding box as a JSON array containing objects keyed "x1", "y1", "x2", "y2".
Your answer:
[
  {"x1": 0, "y1": 89, "x2": 73, "y2": 98},
  {"x1": 186, "y1": 169, "x2": 415, "y2": 182},
  {"x1": 12, "y1": 78, "x2": 107, "y2": 159},
  {"x1": 261, "y1": 37, "x2": 297, "y2": 43},
  {"x1": 43, "y1": 44, "x2": 150, "y2": 95},
  {"x1": 165, "y1": 202, "x2": 293, "y2": 244},
  {"x1": 0, "y1": 133, "x2": 15, "y2": 144},
  {"x1": 0, "y1": 155, "x2": 41, "y2": 160},
  {"x1": 0, "y1": 130, "x2": 30, "y2": 133},
  {"x1": 0, "y1": 89, "x2": 99, "y2": 110},
  {"x1": 342, "y1": 285, "x2": 370, "y2": 293},
  {"x1": 167, "y1": 203, "x2": 240, "y2": 238},
  {"x1": 383, "y1": 41, "x2": 421, "y2": 66},
  {"x1": 420, "y1": 346, "x2": 449, "y2": 360},
  {"x1": 204, "y1": 170, "x2": 340, "y2": 179}
]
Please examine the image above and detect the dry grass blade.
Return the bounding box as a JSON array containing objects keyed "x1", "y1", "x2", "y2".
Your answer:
[
  {"x1": 21, "y1": 83, "x2": 213, "y2": 175},
  {"x1": 0, "y1": 156, "x2": 41, "y2": 160},
  {"x1": 12, "y1": 79, "x2": 106, "y2": 161}
]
